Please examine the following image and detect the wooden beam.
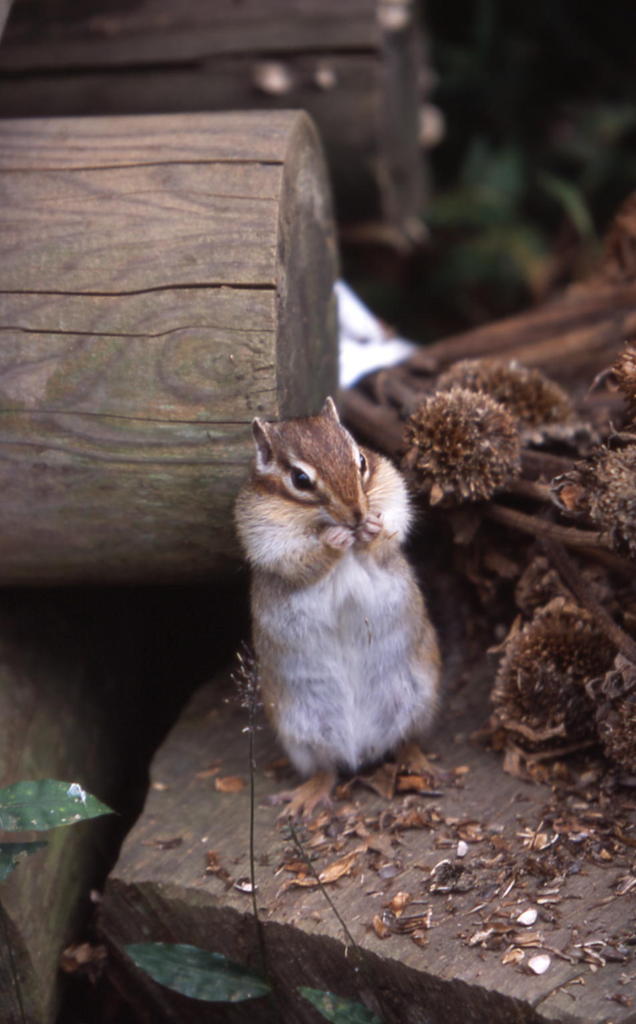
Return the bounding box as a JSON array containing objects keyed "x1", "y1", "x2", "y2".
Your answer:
[{"x1": 0, "y1": 0, "x2": 426, "y2": 234}]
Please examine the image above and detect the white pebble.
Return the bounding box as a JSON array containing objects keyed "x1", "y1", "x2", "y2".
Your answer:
[
  {"x1": 516, "y1": 907, "x2": 538, "y2": 926},
  {"x1": 528, "y1": 954, "x2": 551, "y2": 975}
]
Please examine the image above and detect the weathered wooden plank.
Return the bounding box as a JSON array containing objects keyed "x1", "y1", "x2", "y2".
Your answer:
[
  {"x1": 0, "y1": 111, "x2": 338, "y2": 584},
  {"x1": 100, "y1": 655, "x2": 636, "y2": 1023},
  {"x1": 0, "y1": 0, "x2": 382, "y2": 68},
  {"x1": 0, "y1": 2, "x2": 426, "y2": 233},
  {"x1": 0, "y1": 583, "x2": 245, "y2": 1024},
  {"x1": 0, "y1": 58, "x2": 386, "y2": 226}
]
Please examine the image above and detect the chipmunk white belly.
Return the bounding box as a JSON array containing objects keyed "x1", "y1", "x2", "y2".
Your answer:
[{"x1": 255, "y1": 547, "x2": 437, "y2": 776}]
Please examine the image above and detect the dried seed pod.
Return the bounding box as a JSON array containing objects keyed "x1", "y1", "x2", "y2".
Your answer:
[
  {"x1": 492, "y1": 598, "x2": 615, "y2": 750},
  {"x1": 611, "y1": 344, "x2": 636, "y2": 420},
  {"x1": 515, "y1": 556, "x2": 568, "y2": 616},
  {"x1": 436, "y1": 359, "x2": 574, "y2": 428},
  {"x1": 515, "y1": 555, "x2": 612, "y2": 617},
  {"x1": 552, "y1": 444, "x2": 636, "y2": 559},
  {"x1": 589, "y1": 654, "x2": 636, "y2": 773},
  {"x1": 402, "y1": 387, "x2": 521, "y2": 506}
]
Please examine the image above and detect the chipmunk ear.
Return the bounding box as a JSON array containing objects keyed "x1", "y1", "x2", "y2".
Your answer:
[
  {"x1": 321, "y1": 396, "x2": 340, "y2": 423},
  {"x1": 251, "y1": 418, "x2": 274, "y2": 472}
]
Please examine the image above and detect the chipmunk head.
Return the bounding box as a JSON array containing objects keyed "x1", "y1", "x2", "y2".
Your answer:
[{"x1": 250, "y1": 397, "x2": 372, "y2": 528}]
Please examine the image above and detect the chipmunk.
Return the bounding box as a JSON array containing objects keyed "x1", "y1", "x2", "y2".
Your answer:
[{"x1": 234, "y1": 397, "x2": 441, "y2": 817}]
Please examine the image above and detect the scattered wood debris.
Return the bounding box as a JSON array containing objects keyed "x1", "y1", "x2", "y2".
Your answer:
[
  {"x1": 204, "y1": 850, "x2": 233, "y2": 888},
  {"x1": 214, "y1": 775, "x2": 246, "y2": 793},
  {"x1": 60, "y1": 942, "x2": 107, "y2": 983},
  {"x1": 141, "y1": 836, "x2": 183, "y2": 851}
]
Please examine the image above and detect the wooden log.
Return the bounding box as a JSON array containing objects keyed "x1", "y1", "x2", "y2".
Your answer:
[
  {"x1": 0, "y1": 0, "x2": 426, "y2": 235},
  {"x1": 0, "y1": 583, "x2": 245, "y2": 1024},
  {"x1": 0, "y1": 110, "x2": 337, "y2": 584},
  {"x1": 99, "y1": 658, "x2": 636, "y2": 1023}
]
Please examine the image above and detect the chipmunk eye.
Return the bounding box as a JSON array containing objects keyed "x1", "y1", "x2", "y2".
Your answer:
[
  {"x1": 290, "y1": 466, "x2": 314, "y2": 491},
  {"x1": 359, "y1": 452, "x2": 367, "y2": 475}
]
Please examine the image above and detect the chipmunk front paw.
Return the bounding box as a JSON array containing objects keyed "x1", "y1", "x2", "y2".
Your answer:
[
  {"x1": 323, "y1": 525, "x2": 355, "y2": 551},
  {"x1": 356, "y1": 510, "x2": 383, "y2": 545}
]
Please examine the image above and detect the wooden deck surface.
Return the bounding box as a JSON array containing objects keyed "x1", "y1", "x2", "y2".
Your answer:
[{"x1": 101, "y1": 648, "x2": 636, "y2": 1024}]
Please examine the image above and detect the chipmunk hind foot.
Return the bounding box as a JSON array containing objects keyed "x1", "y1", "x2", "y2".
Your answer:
[
  {"x1": 396, "y1": 739, "x2": 450, "y2": 784},
  {"x1": 268, "y1": 770, "x2": 337, "y2": 820}
]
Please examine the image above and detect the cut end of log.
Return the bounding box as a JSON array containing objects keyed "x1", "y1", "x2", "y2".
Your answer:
[{"x1": 0, "y1": 110, "x2": 338, "y2": 584}]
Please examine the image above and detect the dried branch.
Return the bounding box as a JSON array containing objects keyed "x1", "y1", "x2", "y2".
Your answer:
[
  {"x1": 407, "y1": 281, "x2": 636, "y2": 379},
  {"x1": 484, "y1": 504, "x2": 602, "y2": 549},
  {"x1": 540, "y1": 539, "x2": 636, "y2": 666},
  {"x1": 341, "y1": 386, "x2": 404, "y2": 456},
  {"x1": 520, "y1": 449, "x2": 577, "y2": 479},
  {"x1": 506, "y1": 478, "x2": 552, "y2": 503}
]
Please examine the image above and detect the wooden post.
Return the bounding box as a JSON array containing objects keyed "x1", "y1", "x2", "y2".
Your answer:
[
  {"x1": 0, "y1": 0, "x2": 427, "y2": 236},
  {"x1": 0, "y1": 583, "x2": 246, "y2": 1024},
  {"x1": 0, "y1": 110, "x2": 338, "y2": 584}
]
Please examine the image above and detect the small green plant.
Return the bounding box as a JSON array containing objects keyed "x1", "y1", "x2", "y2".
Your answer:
[
  {"x1": 300, "y1": 988, "x2": 382, "y2": 1024},
  {"x1": 0, "y1": 778, "x2": 113, "y2": 881},
  {"x1": 0, "y1": 840, "x2": 47, "y2": 882},
  {"x1": 125, "y1": 941, "x2": 381, "y2": 1022},
  {"x1": 0, "y1": 779, "x2": 114, "y2": 1020},
  {"x1": 124, "y1": 942, "x2": 271, "y2": 1002}
]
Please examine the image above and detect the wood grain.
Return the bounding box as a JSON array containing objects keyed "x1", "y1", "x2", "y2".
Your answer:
[{"x1": 0, "y1": 111, "x2": 338, "y2": 583}]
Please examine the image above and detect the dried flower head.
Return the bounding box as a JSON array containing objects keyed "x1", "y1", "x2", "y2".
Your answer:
[
  {"x1": 590, "y1": 655, "x2": 636, "y2": 773},
  {"x1": 436, "y1": 359, "x2": 574, "y2": 428},
  {"x1": 402, "y1": 387, "x2": 521, "y2": 506},
  {"x1": 552, "y1": 444, "x2": 636, "y2": 559},
  {"x1": 492, "y1": 598, "x2": 615, "y2": 750},
  {"x1": 231, "y1": 643, "x2": 262, "y2": 716},
  {"x1": 611, "y1": 344, "x2": 636, "y2": 420}
]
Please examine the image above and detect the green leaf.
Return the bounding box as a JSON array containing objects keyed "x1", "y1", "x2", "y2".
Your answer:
[
  {"x1": 461, "y1": 140, "x2": 524, "y2": 202},
  {"x1": 431, "y1": 222, "x2": 548, "y2": 295},
  {"x1": 299, "y1": 987, "x2": 382, "y2": 1024},
  {"x1": 0, "y1": 841, "x2": 47, "y2": 881},
  {"x1": 429, "y1": 141, "x2": 526, "y2": 231},
  {"x1": 125, "y1": 943, "x2": 271, "y2": 1002},
  {"x1": 538, "y1": 172, "x2": 595, "y2": 238},
  {"x1": 0, "y1": 780, "x2": 113, "y2": 831}
]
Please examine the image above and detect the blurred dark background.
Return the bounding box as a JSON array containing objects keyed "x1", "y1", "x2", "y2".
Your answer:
[{"x1": 343, "y1": 0, "x2": 636, "y2": 340}]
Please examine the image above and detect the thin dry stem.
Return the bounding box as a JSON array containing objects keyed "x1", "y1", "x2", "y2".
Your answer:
[
  {"x1": 506, "y1": 478, "x2": 552, "y2": 502},
  {"x1": 485, "y1": 504, "x2": 602, "y2": 549}
]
